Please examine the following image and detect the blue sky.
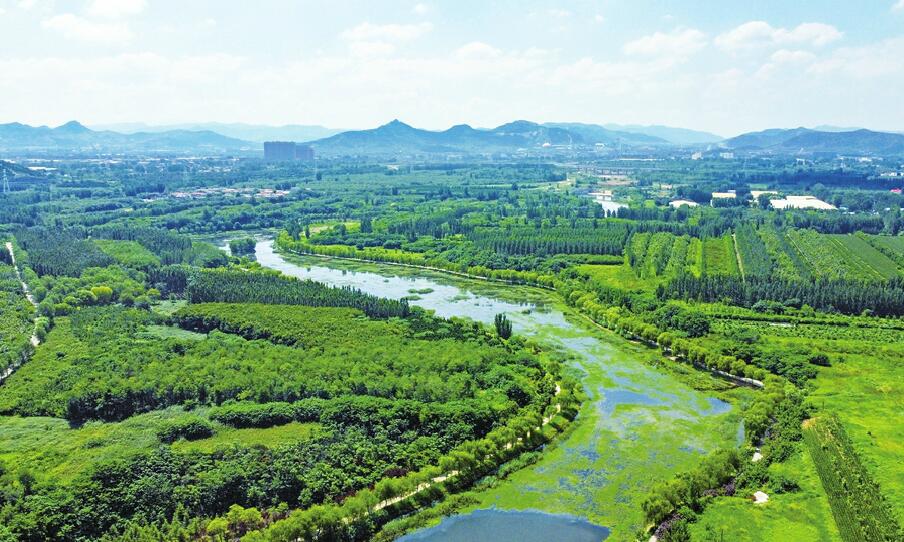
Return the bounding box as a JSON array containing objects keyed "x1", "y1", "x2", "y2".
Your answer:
[{"x1": 1, "y1": 0, "x2": 903, "y2": 136}]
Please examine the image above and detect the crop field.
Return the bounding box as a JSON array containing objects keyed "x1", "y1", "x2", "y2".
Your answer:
[
  {"x1": 865, "y1": 234, "x2": 904, "y2": 267},
  {"x1": 803, "y1": 416, "x2": 902, "y2": 542},
  {"x1": 830, "y1": 234, "x2": 900, "y2": 279},
  {"x1": 701, "y1": 235, "x2": 741, "y2": 277},
  {"x1": 757, "y1": 225, "x2": 807, "y2": 280},
  {"x1": 626, "y1": 232, "x2": 675, "y2": 278},
  {"x1": 786, "y1": 229, "x2": 898, "y2": 281},
  {"x1": 734, "y1": 224, "x2": 772, "y2": 278}
]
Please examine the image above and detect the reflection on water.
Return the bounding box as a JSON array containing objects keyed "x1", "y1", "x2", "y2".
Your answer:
[{"x1": 397, "y1": 509, "x2": 609, "y2": 542}]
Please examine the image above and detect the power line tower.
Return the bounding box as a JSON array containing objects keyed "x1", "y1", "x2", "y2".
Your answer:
[{"x1": 2, "y1": 168, "x2": 9, "y2": 194}]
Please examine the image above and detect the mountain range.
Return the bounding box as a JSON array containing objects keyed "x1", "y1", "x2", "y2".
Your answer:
[
  {"x1": 602, "y1": 123, "x2": 723, "y2": 144},
  {"x1": 305, "y1": 119, "x2": 686, "y2": 156},
  {"x1": 91, "y1": 122, "x2": 344, "y2": 143},
  {"x1": 723, "y1": 127, "x2": 904, "y2": 155},
  {"x1": 2, "y1": 120, "x2": 902, "y2": 157},
  {"x1": 0, "y1": 121, "x2": 251, "y2": 154}
]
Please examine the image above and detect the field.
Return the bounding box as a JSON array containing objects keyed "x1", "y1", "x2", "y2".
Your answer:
[
  {"x1": 690, "y1": 450, "x2": 842, "y2": 541},
  {"x1": 701, "y1": 235, "x2": 741, "y2": 277},
  {"x1": 803, "y1": 416, "x2": 902, "y2": 541},
  {"x1": 0, "y1": 409, "x2": 320, "y2": 484},
  {"x1": 708, "y1": 315, "x2": 904, "y2": 522},
  {"x1": 785, "y1": 229, "x2": 901, "y2": 281},
  {"x1": 94, "y1": 239, "x2": 161, "y2": 270}
]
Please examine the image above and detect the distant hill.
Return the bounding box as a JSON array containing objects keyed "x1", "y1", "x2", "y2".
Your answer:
[
  {"x1": 724, "y1": 127, "x2": 904, "y2": 155},
  {"x1": 308, "y1": 119, "x2": 671, "y2": 155},
  {"x1": 92, "y1": 122, "x2": 345, "y2": 143},
  {"x1": 0, "y1": 121, "x2": 253, "y2": 154},
  {"x1": 542, "y1": 123, "x2": 667, "y2": 145},
  {"x1": 602, "y1": 123, "x2": 723, "y2": 144}
]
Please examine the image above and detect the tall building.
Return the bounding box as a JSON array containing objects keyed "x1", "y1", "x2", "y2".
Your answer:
[
  {"x1": 295, "y1": 145, "x2": 314, "y2": 161},
  {"x1": 264, "y1": 141, "x2": 315, "y2": 162}
]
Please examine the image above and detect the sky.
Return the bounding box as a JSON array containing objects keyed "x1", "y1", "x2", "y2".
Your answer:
[{"x1": 1, "y1": 0, "x2": 904, "y2": 136}]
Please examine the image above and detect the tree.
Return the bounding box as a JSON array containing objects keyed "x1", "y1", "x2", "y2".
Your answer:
[{"x1": 494, "y1": 313, "x2": 512, "y2": 340}]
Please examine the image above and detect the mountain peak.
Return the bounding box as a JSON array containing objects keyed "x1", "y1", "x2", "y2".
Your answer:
[
  {"x1": 55, "y1": 120, "x2": 90, "y2": 134},
  {"x1": 382, "y1": 119, "x2": 412, "y2": 129}
]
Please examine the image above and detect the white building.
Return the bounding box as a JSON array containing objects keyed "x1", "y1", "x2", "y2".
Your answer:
[
  {"x1": 770, "y1": 195, "x2": 836, "y2": 210},
  {"x1": 711, "y1": 191, "x2": 737, "y2": 199},
  {"x1": 669, "y1": 199, "x2": 699, "y2": 208}
]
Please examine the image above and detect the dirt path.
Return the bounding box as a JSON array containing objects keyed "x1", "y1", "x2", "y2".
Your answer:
[
  {"x1": 731, "y1": 233, "x2": 746, "y2": 281},
  {"x1": 366, "y1": 383, "x2": 563, "y2": 515},
  {"x1": 1, "y1": 242, "x2": 40, "y2": 384}
]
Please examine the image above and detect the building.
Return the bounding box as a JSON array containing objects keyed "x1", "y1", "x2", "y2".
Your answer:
[
  {"x1": 295, "y1": 145, "x2": 314, "y2": 161},
  {"x1": 711, "y1": 191, "x2": 737, "y2": 199},
  {"x1": 770, "y1": 195, "x2": 836, "y2": 210},
  {"x1": 669, "y1": 199, "x2": 699, "y2": 208},
  {"x1": 264, "y1": 141, "x2": 315, "y2": 162}
]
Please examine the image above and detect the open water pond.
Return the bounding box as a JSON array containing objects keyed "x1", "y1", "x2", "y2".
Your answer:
[{"x1": 397, "y1": 509, "x2": 610, "y2": 542}]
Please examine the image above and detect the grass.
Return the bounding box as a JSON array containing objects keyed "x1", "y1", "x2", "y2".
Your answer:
[
  {"x1": 94, "y1": 239, "x2": 161, "y2": 269},
  {"x1": 140, "y1": 324, "x2": 207, "y2": 340},
  {"x1": 786, "y1": 229, "x2": 892, "y2": 281},
  {"x1": 691, "y1": 449, "x2": 842, "y2": 542},
  {"x1": 0, "y1": 409, "x2": 183, "y2": 483},
  {"x1": 575, "y1": 263, "x2": 660, "y2": 292},
  {"x1": 152, "y1": 299, "x2": 188, "y2": 316},
  {"x1": 172, "y1": 421, "x2": 321, "y2": 453},
  {"x1": 0, "y1": 409, "x2": 322, "y2": 484},
  {"x1": 711, "y1": 315, "x2": 904, "y2": 523},
  {"x1": 830, "y1": 234, "x2": 899, "y2": 280},
  {"x1": 808, "y1": 341, "x2": 904, "y2": 522},
  {"x1": 702, "y1": 236, "x2": 740, "y2": 277}
]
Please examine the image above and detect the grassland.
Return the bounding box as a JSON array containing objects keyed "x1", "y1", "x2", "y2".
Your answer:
[
  {"x1": 691, "y1": 450, "x2": 842, "y2": 541},
  {"x1": 0, "y1": 408, "x2": 322, "y2": 484},
  {"x1": 707, "y1": 315, "x2": 904, "y2": 522},
  {"x1": 94, "y1": 239, "x2": 161, "y2": 269}
]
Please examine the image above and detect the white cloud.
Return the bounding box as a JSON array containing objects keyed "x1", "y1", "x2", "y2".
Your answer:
[
  {"x1": 808, "y1": 37, "x2": 904, "y2": 78},
  {"x1": 623, "y1": 28, "x2": 707, "y2": 58},
  {"x1": 348, "y1": 41, "x2": 397, "y2": 58},
  {"x1": 42, "y1": 14, "x2": 134, "y2": 43},
  {"x1": 548, "y1": 9, "x2": 571, "y2": 18},
  {"x1": 594, "y1": 14, "x2": 605, "y2": 24},
  {"x1": 715, "y1": 21, "x2": 842, "y2": 52},
  {"x1": 412, "y1": 3, "x2": 428, "y2": 15},
  {"x1": 340, "y1": 22, "x2": 433, "y2": 42},
  {"x1": 770, "y1": 49, "x2": 817, "y2": 64},
  {"x1": 454, "y1": 41, "x2": 502, "y2": 60},
  {"x1": 0, "y1": 7, "x2": 6, "y2": 16},
  {"x1": 18, "y1": 0, "x2": 38, "y2": 10},
  {"x1": 894, "y1": 0, "x2": 904, "y2": 12},
  {"x1": 86, "y1": 0, "x2": 147, "y2": 18}
]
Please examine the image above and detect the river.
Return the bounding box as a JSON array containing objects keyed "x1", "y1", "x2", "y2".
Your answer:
[{"x1": 253, "y1": 239, "x2": 743, "y2": 541}]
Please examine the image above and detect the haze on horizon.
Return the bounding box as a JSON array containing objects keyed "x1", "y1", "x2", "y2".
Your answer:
[{"x1": 2, "y1": 0, "x2": 904, "y2": 136}]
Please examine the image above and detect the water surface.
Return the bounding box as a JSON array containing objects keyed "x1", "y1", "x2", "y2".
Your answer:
[{"x1": 397, "y1": 509, "x2": 609, "y2": 542}]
